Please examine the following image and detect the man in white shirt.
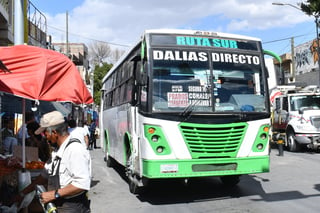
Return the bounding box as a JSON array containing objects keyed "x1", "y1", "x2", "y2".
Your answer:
[{"x1": 18, "y1": 111, "x2": 91, "y2": 213}]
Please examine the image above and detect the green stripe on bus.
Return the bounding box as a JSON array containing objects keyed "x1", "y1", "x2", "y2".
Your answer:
[{"x1": 142, "y1": 156, "x2": 269, "y2": 178}]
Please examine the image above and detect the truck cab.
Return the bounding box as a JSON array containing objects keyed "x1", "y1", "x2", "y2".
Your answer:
[{"x1": 271, "y1": 85, "x2": 320, "y2": 151}]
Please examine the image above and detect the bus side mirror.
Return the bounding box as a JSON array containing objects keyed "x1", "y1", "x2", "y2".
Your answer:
[
  {"x1": 298, "y1": 107, "x2": 305, "y2": 115},
  {"x1": 132, "y1": 54, "x2": 147, "y2": 86},
  {"x1": 138, "y1": 64, "x2": 148, "y2": 86}
]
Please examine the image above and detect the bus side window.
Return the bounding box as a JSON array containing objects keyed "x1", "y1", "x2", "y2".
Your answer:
[
  {"x1": 107, "y1": 92, "x2": 113, "y2": 108},
  {"x1": 119, "y1": 84, "x2": 127, "y2": 104},
  {"x1": 113, "y1": 88, "x2": 120, "y2": 106}
]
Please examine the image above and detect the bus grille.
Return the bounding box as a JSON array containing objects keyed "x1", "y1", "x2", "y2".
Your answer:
[{"x1": 179, "y1": 123, "x2": 247, "y2": 159}]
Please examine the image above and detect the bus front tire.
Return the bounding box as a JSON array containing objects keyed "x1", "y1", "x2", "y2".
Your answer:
[
  {"x1": 129, "y1": 180, "x2": 139, "y2": 194},
  {"x1": 128, "y1": 175, "x2": 141, "y2": 194}
]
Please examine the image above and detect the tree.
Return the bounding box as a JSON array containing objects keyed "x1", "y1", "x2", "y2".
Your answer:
[
  {"x1": 89, "y1": 41, "x2": 112, "y2": 65},
  {"x1": 112, "y1": 48, "x2": 126, "y2": 64},
  {"x1": 92, "y1": 63, "x2": 113, "y2": 106},
  {"x1": 300, "y1": 0, "x2": 320, "y2": 17},
  {"x1": 88, "y1": 42, "x2": 126, "y2": 105}
]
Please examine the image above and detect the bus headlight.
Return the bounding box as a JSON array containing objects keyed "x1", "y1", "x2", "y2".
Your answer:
[
  {"x1": 251, "y1": 125, "x2": 269, "y2": 152},
  {"x1": 260, "y1": 133, "x2": 267, "y2": 140},
  {"x1": 156, "y1": 146, "x2": 164, "y2": 153},
  {"x1": 144, "y1": 125, "x2": 172, "y2": 155},
  {"x1": 151, "y1": 135, "x2": 159, "y2": 142},
  {"x1": 256, "y1": 143, "x2": 264, "y2": 150}
]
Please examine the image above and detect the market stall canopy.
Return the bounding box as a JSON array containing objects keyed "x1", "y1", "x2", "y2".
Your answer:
[
  {"x1": 0, "y1": 45, "x2": 93, "y2": 104},
  {"x1": 0, "y1": 45, "x2": 93, "y2": 169}
]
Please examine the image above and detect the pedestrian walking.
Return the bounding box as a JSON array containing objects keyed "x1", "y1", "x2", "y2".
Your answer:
[
  {"x1": 68, "y1": 119, "x2": 89, "y2": 149},
  {"x1": 88, "y1": 120, "x2": 96, "y2": 149}
]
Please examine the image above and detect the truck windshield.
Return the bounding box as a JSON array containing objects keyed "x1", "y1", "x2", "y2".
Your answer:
[
  {"x1": 290, "y1": 95, "x2": 320, "y2": 111},
  {"x1": 152, "y1": 50, "x2": 266, "y2": 113}
]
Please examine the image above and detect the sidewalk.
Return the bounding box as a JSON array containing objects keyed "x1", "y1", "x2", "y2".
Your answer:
[{"x1": 87, "y1": 141, "x2": 109, "y2": 212}]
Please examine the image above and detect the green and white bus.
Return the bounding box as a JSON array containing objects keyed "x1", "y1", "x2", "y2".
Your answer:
[{"x1": 100, "y1": 29, "x2": 270, "y2": 193}]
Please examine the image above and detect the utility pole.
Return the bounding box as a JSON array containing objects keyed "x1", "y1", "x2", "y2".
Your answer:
[
  {"x1": 14, "y1": 0, "x2": 24, "y2": 45},
  {"x1": 316, "y1": 16, "x2": 320, "y2": 87},
  {"x1": 66, "y1": 11, "x2": 69, "y2": 57},
  {"x1": 290, "y1": 37, "x2": 295, "y2": 83},
  {"x1": 14, "y1": 0, "x2": 26, "y2": 172}
]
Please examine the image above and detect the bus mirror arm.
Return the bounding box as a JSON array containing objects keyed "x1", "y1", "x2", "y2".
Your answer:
[
  {"x1": 130, "y1": 54, "x2": 141, "y2": 62},
  {"x1": 137, "y1": 74, "x2": 148, "y2": 86},
  {"x1": 136, "y1": 63, "x2": 148, "y2": 86}
]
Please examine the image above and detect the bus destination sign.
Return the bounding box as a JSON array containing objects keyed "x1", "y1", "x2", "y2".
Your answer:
[{"x1": 151, "y1": 34, "x2": 259, "y2": 51}]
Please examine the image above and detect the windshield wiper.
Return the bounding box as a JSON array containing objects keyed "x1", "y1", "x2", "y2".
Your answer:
[{"x1": 180, "y1": 99, "x2": 201, "y2": 121}]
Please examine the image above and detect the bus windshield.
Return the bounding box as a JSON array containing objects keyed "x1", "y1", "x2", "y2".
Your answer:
[{"x1": 152, "y1": 50, "x2": 266, "y2": 113}]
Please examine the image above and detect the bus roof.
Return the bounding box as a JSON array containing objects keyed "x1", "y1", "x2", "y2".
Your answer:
[{"x1": 144, "y1": 29, "x2": 261, "y2": 42}]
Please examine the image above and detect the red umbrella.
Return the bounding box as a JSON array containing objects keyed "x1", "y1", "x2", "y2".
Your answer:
[
  {"x1": 0, "y1": 45, "x2": 93, "y2": 104},
  {"x1": 0, "y1": 45, "x2": 94, "y2": 168}
]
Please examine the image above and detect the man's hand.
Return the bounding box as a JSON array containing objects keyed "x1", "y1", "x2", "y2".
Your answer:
[{"x1": 40, "y1": 190, "x2": 55, "y2": 204}]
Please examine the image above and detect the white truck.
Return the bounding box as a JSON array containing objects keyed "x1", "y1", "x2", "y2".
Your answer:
[{"x1": 270, "y1": 85, "x2": 320, "y2": 151}]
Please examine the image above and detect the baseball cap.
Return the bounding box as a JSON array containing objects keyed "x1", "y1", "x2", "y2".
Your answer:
[{"x1": 35, "y1": 111, "x2": 65, "y2": 135}]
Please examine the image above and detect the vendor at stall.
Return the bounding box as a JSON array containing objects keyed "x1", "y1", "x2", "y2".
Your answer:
[
  {"x1": 1, "y1": 117, "x2": 18, "y2": 154},
  {"x1": 26, "y1": 121, "x2": 50, "y2": 162}
]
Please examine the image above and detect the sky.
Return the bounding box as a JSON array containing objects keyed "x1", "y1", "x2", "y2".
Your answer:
[{"x1": 29, "y1": 0, "x2": 317, "y2": 58}]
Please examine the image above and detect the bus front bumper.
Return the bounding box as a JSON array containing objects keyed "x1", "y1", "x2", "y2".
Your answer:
[{"x1": 142, "y1": 156, "x2": 269, "y2": 178}]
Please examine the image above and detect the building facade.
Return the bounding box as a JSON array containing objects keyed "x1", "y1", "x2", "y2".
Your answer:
[
  {"x1": 52, "y1": 43, "x2": 91, "y2": 85},
  {"x1": 0, "y1": 0, "x2": 93, "y2": 124},
  {"x1": 274, "y1": 39, "x2": 320, "y2": 86},
  {"x1": 0, "y1": 0, "x2": 14, "y2": 46}
]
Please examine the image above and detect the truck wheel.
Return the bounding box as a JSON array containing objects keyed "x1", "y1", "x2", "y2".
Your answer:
[{"x1": 287, "y1": 132, "x2": 299, "y2": 152}]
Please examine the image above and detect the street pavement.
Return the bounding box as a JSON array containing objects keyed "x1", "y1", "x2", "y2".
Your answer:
[
  {"x1": 88, "y1": 140, "x2": 320, "y2": 213},
  {"x1": 88, "y1": 140, "x2": 110, "y2": 212}
]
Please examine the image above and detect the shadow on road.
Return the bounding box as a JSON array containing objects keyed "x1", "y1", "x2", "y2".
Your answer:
[
  {"x1": 106, "y1": 152, "x2": 320, "y2": 206},
  {"x1": 91, "y1": 179, "x2": 100, "y2": 188},
  {"x1": 135, "y1": 175, "x2": 263, "y2": 205}
]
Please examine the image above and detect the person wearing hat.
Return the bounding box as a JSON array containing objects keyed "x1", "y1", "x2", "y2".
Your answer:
[{"x1": 17, "y1": 111, "x2": 91, "y2": 213}]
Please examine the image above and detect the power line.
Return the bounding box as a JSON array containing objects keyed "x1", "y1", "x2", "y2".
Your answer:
[
  {"x1": 262, "y1": 33, "x2": 312, "y2": 44},
  {"x1": 48, "y1": 23, "x2": 312, "y2": 49},
  {"x1": 47, "y1": 25, "x2": 131, "y2": 47}
]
